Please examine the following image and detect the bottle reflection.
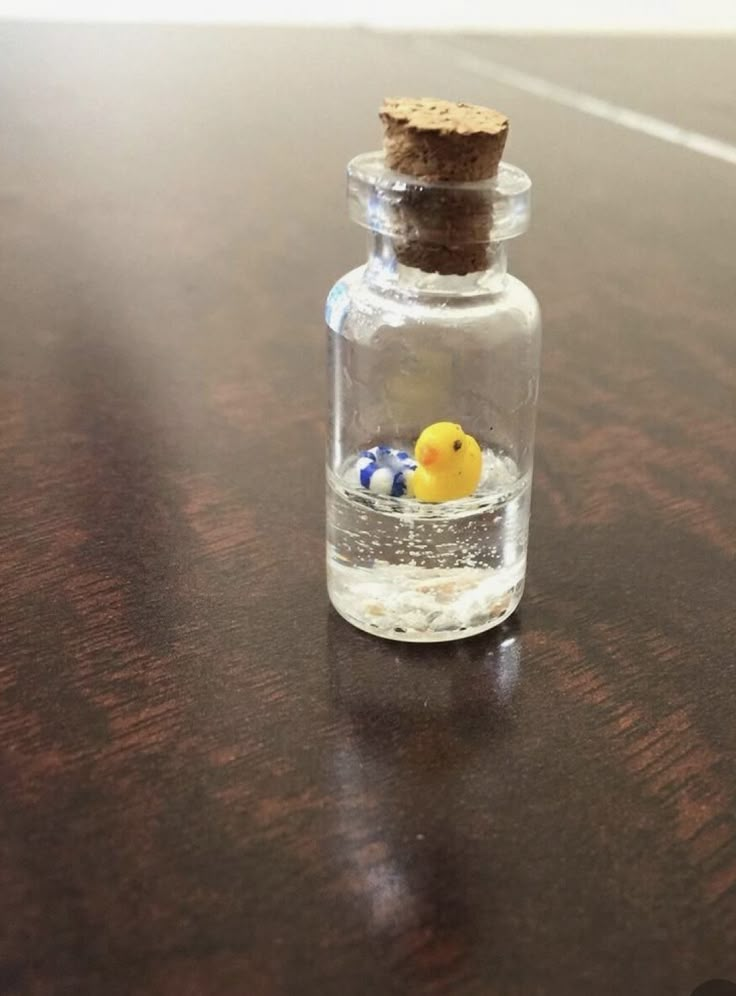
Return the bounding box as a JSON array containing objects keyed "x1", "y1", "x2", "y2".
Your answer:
[
  {"x1": 329, "y1": 614, "x2": 521, "y2": 732},
  {"x1": 327, "y1": 615, "x2": 522, "y2": 985}
]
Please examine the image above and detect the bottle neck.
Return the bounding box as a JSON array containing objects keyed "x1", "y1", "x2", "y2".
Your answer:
[{"x1": 364, "y1": 234, "x2": 508, "y2": 297}]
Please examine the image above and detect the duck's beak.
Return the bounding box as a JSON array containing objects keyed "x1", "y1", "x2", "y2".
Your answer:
[{"x1": 416, "y1": 442, "x2": 438, "y2": 466}]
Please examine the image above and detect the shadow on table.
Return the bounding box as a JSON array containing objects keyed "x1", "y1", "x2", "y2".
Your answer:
[
  {"x1": 328, "y1": 610, "x2": 522, "y2": 740},
  {"x1": 325, "y1": 612, "x2": 524, "y2": 986}
]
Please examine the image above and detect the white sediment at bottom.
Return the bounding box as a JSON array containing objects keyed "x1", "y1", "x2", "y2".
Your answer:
[{"x1": 328, "y1": 558, "x2": 525, "y2": 642}]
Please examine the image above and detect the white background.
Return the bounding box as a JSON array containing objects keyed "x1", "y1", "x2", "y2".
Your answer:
[{"x1": 1, "y1": 0, "x2": 736, "y2": 32}]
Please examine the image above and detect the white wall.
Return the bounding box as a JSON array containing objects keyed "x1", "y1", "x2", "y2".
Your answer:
[{"x1": 2, "y1": 0, "x2": 736, "y2": 32}]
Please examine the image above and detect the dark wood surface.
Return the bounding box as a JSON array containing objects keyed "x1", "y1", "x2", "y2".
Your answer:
[{"x1": 1, "y1": 22, "x2": 735, "y2": 996}]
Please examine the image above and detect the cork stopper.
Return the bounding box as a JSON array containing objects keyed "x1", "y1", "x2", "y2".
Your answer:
[
  {"x1": 379, "y1": 97, "x2": 509, "y2": 274},
  {"x1": 380, "y1": 97, "x2": 508, "y2": 182}
]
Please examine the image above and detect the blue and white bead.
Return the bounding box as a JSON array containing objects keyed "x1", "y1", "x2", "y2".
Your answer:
[{"x1": 356, "y1": 446, "x2": 417, "y2": 498}]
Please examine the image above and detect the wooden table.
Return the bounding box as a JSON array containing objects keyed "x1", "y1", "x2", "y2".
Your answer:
[{"x1": 1, "y1": 23, "x2": 734, "y2": 996}]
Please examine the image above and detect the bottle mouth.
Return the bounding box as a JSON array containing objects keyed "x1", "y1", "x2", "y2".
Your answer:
[{"x1": 347, "y1": 151, "x2": 531, "y2": 245}]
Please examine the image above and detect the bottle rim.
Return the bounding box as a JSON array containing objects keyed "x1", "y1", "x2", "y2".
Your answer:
[{"x1": 347, "y1": 151, "x2": 532, "y2": 244}]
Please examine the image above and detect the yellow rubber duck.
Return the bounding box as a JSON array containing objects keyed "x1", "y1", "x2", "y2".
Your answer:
[{"x1": 412, "y1": 422, "x2": 482, "y2": 502}]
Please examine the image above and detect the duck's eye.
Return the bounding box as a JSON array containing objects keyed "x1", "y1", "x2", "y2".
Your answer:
[{"x1": 453, "y1": 439, "x2": 462, "y2": 451}]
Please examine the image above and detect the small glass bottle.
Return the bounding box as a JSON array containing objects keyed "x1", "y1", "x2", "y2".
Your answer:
[{"x1": 326, "y1": 109, "x2": 541, "y2": 643}]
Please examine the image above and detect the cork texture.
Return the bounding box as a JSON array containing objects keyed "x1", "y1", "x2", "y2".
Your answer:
[
  {"x1": 380, "y1": 97, "x2": 508, "y2": 182},
  {"x1": 379, "y1": 97, "x2": 508, "y2": 275}
]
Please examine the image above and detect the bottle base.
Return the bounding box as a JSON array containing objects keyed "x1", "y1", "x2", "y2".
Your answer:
[{"x1": 327, "y1": 567, "x2": 524, "y2": 643}]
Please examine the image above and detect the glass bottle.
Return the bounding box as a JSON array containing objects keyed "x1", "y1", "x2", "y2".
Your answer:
[{"x1": 326, "y1": 151, "x2": 541, "y2": 642}]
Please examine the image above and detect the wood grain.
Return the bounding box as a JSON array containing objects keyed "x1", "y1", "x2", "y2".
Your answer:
[{"x1": 0, "y1": 23, "x2": 734, "y2": 996}]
